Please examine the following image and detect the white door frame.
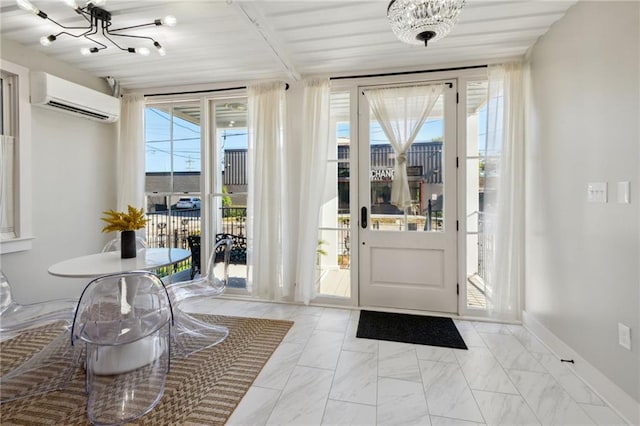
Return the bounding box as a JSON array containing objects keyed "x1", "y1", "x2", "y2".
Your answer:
[
  {"x1": 310, "y1": 67, "x2": 490, "y2": 312},
  {"x1": 357, "y1": 79, "x2": 459, "y2": 314}
]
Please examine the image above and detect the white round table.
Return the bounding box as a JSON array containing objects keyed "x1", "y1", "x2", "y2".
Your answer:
[
  {"x1": 48, "y1": 248, "x2": 191, "y2": 277},
  {"x1": 48, "y1": 248, "x2": 192, "y2": 375}
]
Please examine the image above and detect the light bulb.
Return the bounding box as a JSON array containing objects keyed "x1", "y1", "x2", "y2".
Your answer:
[
  {"x1": 80, "y1": 47, "x2": 98, "y2": 55},
  {"x1": 161, "y1": 15, "x2": 177, "y2": 27},
  {"x1": 40, "y1": 35, "x2": 55, "y2": 46},
  {"x1": 137, "y1": 47, "x2": 150, "y2": 56},
  {"x1": 154, "y1": 41, "x2": 166, "y2": 56},
  {"x1": 16, "y1": 0, "x2": 39, "y2": 14},
  {"x1": 61, "y1": 0, "x2": 78, "y2": 9}
]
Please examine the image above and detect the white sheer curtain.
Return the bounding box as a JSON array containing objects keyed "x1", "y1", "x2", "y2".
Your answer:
[
  {"x1": 484, "y1": 62, "x2": 525, "y2": 321},
  {"x1": 0, "y1": 135, "x2": 15, "y2": 238},
  {"x1": 294, "y1": 79, "x2": 331, "y2": 304},
  {"x1": 247, "y1": 82, "x2": 287, "y2": 300},
  {"x1": 117, "y1": 94, "x2": 145, "y2": 212},
  {"x1": 364, "y1": 84, "x2": 444, "y2": 209}
]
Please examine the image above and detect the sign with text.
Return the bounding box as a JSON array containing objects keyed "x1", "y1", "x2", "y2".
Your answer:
[{"x1": 370, "y1": 166, "x2": 422, "y2": 181}]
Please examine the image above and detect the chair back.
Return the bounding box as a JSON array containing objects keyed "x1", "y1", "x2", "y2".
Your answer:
[
  {"x1": 205, "y1": 238, "x2": 232, "y2": 292},
  {"x1": 72, "y1": 271, "x2": 172, "y2": 425},
  {"x1": 1, "y1": 270, "x2": 78, "y2": 337},
  {"x1": 102, "y1": 235, "x2": 148, "y2": 253},
  {"x1": 0, "y1": 271, "x2": 14, "y2": 315},
  {"x1": 0, "y1": 271, "x2": 81, "y2": 403}
]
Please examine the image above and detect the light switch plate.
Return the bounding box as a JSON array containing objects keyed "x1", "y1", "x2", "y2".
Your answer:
[
  {"x1": 618, "y1": 323, "x2": 631, "y2": 350},
  {"x1": 587, "y1": 182, "x2": 607, "y2": 203},
  {"x1": 617, "y1": 181, "x2": 630, "y2": 204}
]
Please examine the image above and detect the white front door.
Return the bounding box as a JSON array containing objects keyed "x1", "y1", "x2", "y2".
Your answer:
[{"x1": 358, "y1": 81, "x2": 458, "y2": 314}]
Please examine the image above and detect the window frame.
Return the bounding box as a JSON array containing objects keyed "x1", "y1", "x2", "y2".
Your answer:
[{"x1": 0, "y1": 60, "x2": 33, "y2": 254}]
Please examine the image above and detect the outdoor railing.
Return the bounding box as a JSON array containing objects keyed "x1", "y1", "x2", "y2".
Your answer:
[
  {"x1": 475, "y1": 211, "x2": 494, "y2": 298},
  {"x1": 144, "y1": 207, "x2": 248, "y2": 248},
  {"x1": 144, "y1": 208, "x2": 201, "y2": 276},
  {"x1": 144, "y1": 206, "x2": 249, "y2": 274},
  {"x1": 221, "y1": 207, "x2": 247, "y2": 236},
  {"x1": 145, "y1": 208, "x2": 201, "y2": 249}
]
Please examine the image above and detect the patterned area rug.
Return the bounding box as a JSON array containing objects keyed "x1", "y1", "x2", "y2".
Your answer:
[{"x1": 0, "y1": 315, "x2": 293, "y2": 425}]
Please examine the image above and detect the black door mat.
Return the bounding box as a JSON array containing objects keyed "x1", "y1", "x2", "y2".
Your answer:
[{"x1": 356, "y1": 310, "x2": 468, "y2": 350}]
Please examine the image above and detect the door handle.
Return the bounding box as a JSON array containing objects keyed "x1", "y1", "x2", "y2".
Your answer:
[{"x1": 361, "y1": 206, "x2": 367, "y2": 229}]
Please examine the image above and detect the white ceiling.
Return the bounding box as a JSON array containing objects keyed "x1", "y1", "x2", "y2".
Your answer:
[{"x1": 0, "y1": 0, "x2": 577, "y2": 91}]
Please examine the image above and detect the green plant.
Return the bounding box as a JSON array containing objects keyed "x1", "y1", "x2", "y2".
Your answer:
[
  {"x1": 317, "y1": 239, "x2": 328, "y2": 257},
  {"x1": 222, "y1": 186, "x2": 232, "y2": 207},
  {"x1": 100, "y1": 205, "x2": 149, "y2": 233}
]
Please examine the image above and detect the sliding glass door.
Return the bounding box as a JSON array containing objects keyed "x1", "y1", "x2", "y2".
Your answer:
[{"x1": 209, "y1": 98, "x2": 249, "y2": 293}]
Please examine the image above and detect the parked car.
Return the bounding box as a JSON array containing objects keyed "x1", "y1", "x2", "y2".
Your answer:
[{"x1": 176, "y1": 197, "x2": 201, "y2": 209}]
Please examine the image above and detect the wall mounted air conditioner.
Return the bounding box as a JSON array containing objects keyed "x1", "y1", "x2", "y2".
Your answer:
[{"x1": 30, "y1": 72, "x2": 120, "y2": 123}]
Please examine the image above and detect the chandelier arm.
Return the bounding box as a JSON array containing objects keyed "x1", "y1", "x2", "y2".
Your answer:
[
  {"x1": 105, "y1": 31, "x2": 157, "y2": 44},
  {"x1": 100, "y1": 28, "x2": 132, "y2": 51},
  {"x1": 45, "y1": 16, "x2": 92, "y2": 30},
  {"x1": 108, "y1": 22, "x2": 156, "y2": 32},
  {"x1": 81, "y1": 22, "x2": 99, "y2": 38},
  {"x1": 77, "y1": 9, "x2": 92, "y2": 25},
  {"x1": 50, "y1": 29, "x2": 92, "y2": 39},
  {"x1": 84, "y1": 35, "x2": 107, "y2": 50}
]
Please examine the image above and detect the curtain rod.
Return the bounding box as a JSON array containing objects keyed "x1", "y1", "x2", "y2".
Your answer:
[
  {"x1": 145, "y1": 83, "x2": 289, "y2": 97},
  {"x1": 144, "y1": 65, "x2": 485, "y2": 97},
  {"x1": 330, "y1": 65, "x2": 487, "y2": 81}
]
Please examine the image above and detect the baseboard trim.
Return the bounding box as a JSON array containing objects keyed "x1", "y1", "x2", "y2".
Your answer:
[{"x1": 523, "y1": 311, "x2": 639, "y2": 425}]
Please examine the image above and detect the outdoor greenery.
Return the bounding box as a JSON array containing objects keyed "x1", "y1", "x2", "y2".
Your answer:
[
  {"x1": 222, "y1": 186, "x2": 232, "y2": 207},
  {"x1": 317, "y1": 240, "x2": 328, "y2": 257}
]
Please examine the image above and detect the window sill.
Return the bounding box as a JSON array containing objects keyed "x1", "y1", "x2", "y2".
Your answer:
[{"x1": 1, "y1": 236, "x2": 34, "y2": 254}]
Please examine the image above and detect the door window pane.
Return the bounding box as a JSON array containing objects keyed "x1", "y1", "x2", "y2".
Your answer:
[
  {"x1": 465, "y1": 80, "x2": 489, "y2": 310},
  {"x1": 368, "y1": 94, "x2": 444, "y2": 232},
  {"x1": 144, "y1": 103, "x2": 202, "y2": 277},
  {"x1": 215, "y1": 101, "x2": 248, "y2": 290},
  {"x1": 317, "y1": 92, "x2": 351, "y2": 298},
  {"x1": 145, "y1": 103, "x2": 201, "y2": 193}
]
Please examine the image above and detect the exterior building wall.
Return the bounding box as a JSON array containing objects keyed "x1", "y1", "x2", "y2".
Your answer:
[{"x1": 145, "y1": 141, "x2": 444, "y2": 212}]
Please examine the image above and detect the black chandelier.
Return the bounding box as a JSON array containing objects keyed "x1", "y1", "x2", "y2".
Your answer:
[{"x1": 16, "y1": 0, "x2": 176, "y2": 56}]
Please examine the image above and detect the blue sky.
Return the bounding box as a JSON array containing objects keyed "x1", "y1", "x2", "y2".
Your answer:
[{"x1": 145, "y1": 107, "x2": 202, "y2": 172}]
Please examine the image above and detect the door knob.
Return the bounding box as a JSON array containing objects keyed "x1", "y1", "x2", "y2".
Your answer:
[{"x1": 361, "y1": 206, "x2": 367, "y2": 229}]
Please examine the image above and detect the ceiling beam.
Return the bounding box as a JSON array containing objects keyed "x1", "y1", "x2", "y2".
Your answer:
[{"x1": 229, "y1": 1, "x2": 301, "y2": 82}]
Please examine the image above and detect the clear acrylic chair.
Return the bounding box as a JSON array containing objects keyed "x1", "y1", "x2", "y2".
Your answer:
[
  {"x1": 166, "y1": 238, "x2": 232, "y2": 358},
  {"x1": 0, "y1": 270, "x2": 82, "y2": 403},
  {"x1": 102, "y1": 235, "x2": 147, "y2": 253},
  {"x1": 71, "y1": 271, "x2": 173, "y2": 425}
]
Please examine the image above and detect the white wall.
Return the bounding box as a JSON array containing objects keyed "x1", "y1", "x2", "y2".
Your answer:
[
  {"x1": 0, "y1": 39, "x2": 117, "y2": 302},
  {"x1": 526, "y1": 0, "x2": 639, "y2": 408}
]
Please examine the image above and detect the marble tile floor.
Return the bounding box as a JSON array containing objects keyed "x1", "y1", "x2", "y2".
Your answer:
[{"x1": 180, "y1": 298, "x2": 627, "y2": 426}]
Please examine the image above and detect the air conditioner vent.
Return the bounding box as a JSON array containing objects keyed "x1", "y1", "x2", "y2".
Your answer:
[
  {"x1": 30, "y1": 72, "x2": 120, "y2": 123},
  {"x1": 46, "y1": 100, "x2": 111, "y2": 121}
]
